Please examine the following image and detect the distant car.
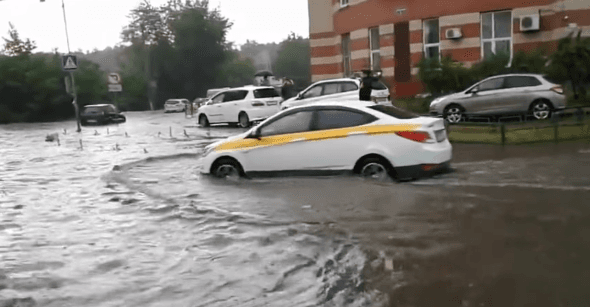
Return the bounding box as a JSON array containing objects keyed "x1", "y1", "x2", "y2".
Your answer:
[
  {"x1": 81, "y1": 104, "x2": 126, "y2": 126},
  {"x1": 429, "y1": 74, "x2": 566, "y2": 123},
  {"x1": 280, "y1": 78, "x2": 391, "y2": 110},
  {"x1": 164, "y1": 99, "x2": 189, "y2": 113},
  {"x1": 206, "y1": 87, "x2": 230, "y2": 98},
  {"x1": 196, "y1": 86, "x2": 283, "y2": 128},
  {"x1": 199, "y1": 100, "x2": 451, "y2": 181}
]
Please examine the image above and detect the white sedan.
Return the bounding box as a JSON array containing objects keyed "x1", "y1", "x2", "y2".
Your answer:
[
  {"x1": 164, "y1": 99, "x2": 189, "y2": 113},
  {"x1": 199, "y1": 101, "x2": 452, "y2": 181},
  {"x1": 196, "y1": 86, "x2": 282, "y2": 128}
]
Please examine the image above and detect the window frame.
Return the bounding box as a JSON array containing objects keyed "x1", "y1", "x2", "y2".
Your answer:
[
  {"x1": 480, "y1": 10, "x2": 513, "y2": 63},
  {"x1": 474, "y1": 77, "x2": 506, "y2": 92},
  {"x1": 340, "y1": 0, "x2": 349, "y2": 8},
  {"x1": 342, "y1": 34, "x2": 352, "y2": 77},
  {"x1": 369, "y1": 27, "x2": 381, "y2": 70},
  {"x1": 256, "y1": 109, "x2": 315, "y2": 137},
  {"x1": 423, "y1": 18, "x2": 440, "y2": 61}
]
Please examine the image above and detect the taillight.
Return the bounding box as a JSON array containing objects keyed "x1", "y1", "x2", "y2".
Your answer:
[
  {"x1": 395, "y1": 131, "x2": 432, "y2": 143},
  {"x1": 551, "y1": 86, "x2": 564, "y2": 94},
  {"x1": 251, "y1": 101, "x2": 264, "y2": 107}
]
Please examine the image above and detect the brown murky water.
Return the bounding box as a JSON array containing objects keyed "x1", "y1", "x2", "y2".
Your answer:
[{"x1": 2, "y1": 111, "x2": 590, "y2": 306}]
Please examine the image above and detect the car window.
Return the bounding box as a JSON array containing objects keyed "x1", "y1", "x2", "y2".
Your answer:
[
  {"x1": 340, "y1": 82, "x2": 358, "y2": 92},
  {"x1": 315, "y1": 109, "x2": 376, "y2": 130},
  {"x1": 211, "y1": 93, "x2": 225, "y2": 104},
  {"x1": 371, "y1": 80, "x2": 388, "y2": 90},
  {"x1": 254, "y1": 88, "x2": 280, "y2": 98},
  {"x1": 504, "y1": 76, "x2": 542, "y2": 88},
  {"x1": 301, "y1": 85, "x2": 322, "y2": 99},
  {"x1": 223, "y1": 90, "x2": 248, "y2": 102},
  {"x1": 258, "y1": 110, "x2": 314, "y2": 137},
  {"x1": 542, "y1": 75, "x2": 560, "y2": 85},
  {"x1": 368, "y1": 105, "x2": 419, "y2": 119},
  {"x1": 322, "y1": 83, "x2": 339, "y2": 95},
  {"x1": 477, "y1": 78, "x2": 504, "y2": 91}
]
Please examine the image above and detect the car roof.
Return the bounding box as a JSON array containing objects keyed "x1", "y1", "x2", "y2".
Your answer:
[
  {"x1": 488, "y1": 73, "x2": 543, "y2": 78},
  {"x1": 310, "y1": 78, "x2": 360, "y2": 85},
  {"x1": 84, "y1": 104, "x2": 114, "y2": 107},
  {"x1": 223, "y1": 86, "x2": 276, "y2": 91},
  {"x1": 287, "y1": 100, "x2": 376, "y2": 111}
]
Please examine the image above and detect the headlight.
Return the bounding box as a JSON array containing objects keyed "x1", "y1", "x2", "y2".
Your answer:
[{"x1": 201, "y1": 146, "x2": 214, "y2": 157}]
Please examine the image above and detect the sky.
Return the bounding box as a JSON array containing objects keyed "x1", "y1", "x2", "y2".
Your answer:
[{"x1": 0, "y1": 0, "x2": 309, "y2": 53}]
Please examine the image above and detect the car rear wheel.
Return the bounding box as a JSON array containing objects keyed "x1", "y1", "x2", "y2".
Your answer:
[
  {"x1": 444, "y1": 104, "x2": 464, "y2": 123},
  {"x1": 530, "y1": 100, "x2": 552, "y2": 120},
  {"x1": 356, "y1": 156, "x2": 393, "y2": 181},
  {"x1": 239, "y1": 112, "x2": 250, "y2": 128},
  {"x1": 199, "y1": 115, "x2": 210, "y2": 127},
  {"x1": 211, "y1": 158, "x2": 244, "y2": 179}
]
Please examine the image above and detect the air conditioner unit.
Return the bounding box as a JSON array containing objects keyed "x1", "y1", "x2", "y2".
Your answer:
[
  {"x1": 445, "y1": 28, "x2": 462, "y2": 39},
  {"x1": 520, "y1": 14, "x2": 540, "y2": 32}
]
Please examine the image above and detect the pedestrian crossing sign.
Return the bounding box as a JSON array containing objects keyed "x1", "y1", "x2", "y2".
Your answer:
[{"x1": 62, "y1": 55, "x2": 78, "y2": 71}]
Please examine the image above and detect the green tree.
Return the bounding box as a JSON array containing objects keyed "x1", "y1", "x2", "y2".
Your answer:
[
  {"x1": 547, "y1": 31, "x2": 590, "y2": 100},
  {"x1": 218, "y1": 51, "x2": 256, "y2": 88},
  {"x1": 273, "y1": 32, "x2": 310, "y2": 89},
  {"x1": 2, "y1": 23, "x2": 36, "y2": 56}
]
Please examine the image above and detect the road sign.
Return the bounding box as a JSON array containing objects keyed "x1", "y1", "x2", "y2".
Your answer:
[
  {"x1": 62, "y1": 55, "x2": 78, "y2": 71},
  {"x1": 108, "y1": 84, "x2": 122, "y2": 92},
  {"x1": 108, "y1": 73, "x2": 121, "y2": 84}
]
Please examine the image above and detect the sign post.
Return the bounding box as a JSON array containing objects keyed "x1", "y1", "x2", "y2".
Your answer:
[
  {"x1": 108, "y1": 73, "x2": 122, "y2": 109},
  {"x1": 62, "y1": 54, "x2": 80, "y2": 132}
]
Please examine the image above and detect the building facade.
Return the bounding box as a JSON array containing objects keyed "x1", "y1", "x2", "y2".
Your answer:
[{"x1": 308, "y1": 0, "x2": 590, "y2": 98}]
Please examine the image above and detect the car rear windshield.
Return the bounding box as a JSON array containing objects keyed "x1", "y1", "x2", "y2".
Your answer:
[
  {"x1": 166, "y1": 100, "x2": 181, "y2": 104},
  {"x1": 83, "y1": 107, "x2": 107, "y2": 114},
  {"x1": 254, "y1": 88, "x2": 280, "y2": 98},
  {"x1": 368, "y1": 105, "x2": 419, "y2": 119},
  {"x1": 371, "y1": 81, "x2": 388, "y2": 90}
]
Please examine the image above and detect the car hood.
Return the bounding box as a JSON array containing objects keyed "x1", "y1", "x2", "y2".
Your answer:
[
  {"x1": 430, "y1": 92, "x2": 466, "y2": 105},
  {"x1": 206, "y1": 131, "x2": 251, "y2": 149}
]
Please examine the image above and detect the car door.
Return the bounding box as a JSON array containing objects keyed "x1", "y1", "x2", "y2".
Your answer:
[
  {"x1": 222, "y1": 90, "x2": 248, "y2": 123},
  {"x1": 460, "y1": 77, "x2": 509, "y2": 115},
  {"x1": 204, "y1": 93, "x2": 226, "y2": 123},
  {"x1": 240, "y1": 109, "x2": 316, "y2": 173},
  {"x1": 296, "y1": 84, "x2": 324, "y2": 105},
  {"x1": 503, "y1": 76, "x2": 543, "y2": 113},
  {"x1": 305, "y1": 107, "x2": 378, "y2": 170}
]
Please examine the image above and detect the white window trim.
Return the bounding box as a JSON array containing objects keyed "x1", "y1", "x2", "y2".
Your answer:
[
  {"x1": 480, "y1": 11, "x2": 513, "y2": 64},
  {"x1": 340, "y1": 0, "x2": 349, "y2": 8},
  {"x1": 369, "y1": 28, "x2": 381, "y2": 70},
  {"x1": 423, "y1": 19, "x2": 440, "y2": 61}
]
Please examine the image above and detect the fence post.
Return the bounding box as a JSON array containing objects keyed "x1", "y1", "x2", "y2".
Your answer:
[{"x1": 500, "y1": 123, "x2": 506, "y2": 146}]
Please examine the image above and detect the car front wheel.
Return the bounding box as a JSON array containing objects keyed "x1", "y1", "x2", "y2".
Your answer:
[
  {"x1": 199, "y1": 115, "x2": 210, "y2": 127},
  {"x1": 444, "y1": 104, "x2": 464, "y2": 123},
  {"x1": 212, "y1": 158, "x2": 244, "y2": 179}
]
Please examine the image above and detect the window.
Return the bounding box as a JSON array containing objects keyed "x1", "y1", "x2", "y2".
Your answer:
[
  {"x1": 302, "y1": 85, "x2": 322, "y2": 99},
  {"x1": 371, "y1": 80, "x2": 388, "y2": 90},
  {"x1": 369, "y1": 105, "x2": 419, "y2": 119},
  {"x1": 315, "y1": 109, "x2": 376, "y2": 130},
  {"x1": 340, "y1": 82, "x2": 358, "y2": 92},
  {"x1": 342, "y1": 34, "x2": 351, "y2": 76},
  {"x1": 223, "y1": 90, "x2": 248, "y2": 102},
  {"x1": 370, "y1": 28, "x2": 381, "y2": 70},
  {"x1": 259, "y1": 111, "x2": 314, "y2": 137},
  {"x1": 481, "y1": 11, "x2": 512, "y2": 60},
  {"x1": 504, "y1": 76, "x2": 542, "y2": 88},
  {"x1": 340, "y1": 0, "x2": 349, "y2": 7},
  {"x1": 254, "y1": 88, "x2": 280, "y2": 98},
  {"x1": 423, "y1": 19, "x2": 440, "y2": 60},
  {"x1": 211, "y1": 93, "x2": 225, "y2": 104},
  {"x1": 477, "y1": 77, "x2": 505, "y2": 91},
  {"x1": 323, "y1": 83, "x2": 339, "y2": 95}
]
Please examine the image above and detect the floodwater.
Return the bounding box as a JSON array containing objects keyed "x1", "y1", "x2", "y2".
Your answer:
[{"x1": 2, "y1": 111, "x2": 590, "y2": 307}]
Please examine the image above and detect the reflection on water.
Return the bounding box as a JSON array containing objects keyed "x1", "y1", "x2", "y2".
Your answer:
[{"x1": 2, "y1": 112, "x2": 590, "y2": 306}]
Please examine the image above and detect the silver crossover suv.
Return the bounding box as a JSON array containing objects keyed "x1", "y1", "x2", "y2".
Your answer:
[{"x1": 429, "y1": 74, "x2": 566, "y2": 123}]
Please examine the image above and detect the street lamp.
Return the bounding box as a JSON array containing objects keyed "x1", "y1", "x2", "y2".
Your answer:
[{"x1": 42, "y1": 0, "x2": 81, "y2": 132}]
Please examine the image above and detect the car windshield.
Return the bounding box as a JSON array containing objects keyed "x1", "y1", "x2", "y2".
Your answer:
[
  {"x1": 83, "y1": 106, "x2": 108, "y2": 114},
  {"x1": 254, "y1": 88, "x2": 280, "y2": 98},
  {"x1": 368, "y1": 105, "x2": 419, "y2": 119}
]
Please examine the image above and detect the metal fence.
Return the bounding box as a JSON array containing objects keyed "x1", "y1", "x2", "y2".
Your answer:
[{"x1": 444, "y1": 106, "x2": 590, "y2": 145}]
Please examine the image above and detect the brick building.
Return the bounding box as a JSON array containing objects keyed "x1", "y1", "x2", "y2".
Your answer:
[{"x1": 308, "y1": 0, "x2": 590, "y2": 98}]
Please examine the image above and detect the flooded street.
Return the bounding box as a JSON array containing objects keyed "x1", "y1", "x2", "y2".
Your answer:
[{"x1": 2, "y1": 111, "x2": 590, "y2": 306}]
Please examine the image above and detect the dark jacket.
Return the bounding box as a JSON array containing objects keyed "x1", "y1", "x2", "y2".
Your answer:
[{"x1": 359, "y1": 76, "x2": 376, "y2": 101}]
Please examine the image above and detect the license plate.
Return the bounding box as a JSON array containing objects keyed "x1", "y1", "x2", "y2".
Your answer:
[
  {"x1": 266, "y1": 100, "x2": 277, "y2": 106},
  {"x1": 87, "y1": 119, "x2": 97, "y2": 123},
  {"x1": 435, "y1": 129, "x2": 446, "y2": 142}
]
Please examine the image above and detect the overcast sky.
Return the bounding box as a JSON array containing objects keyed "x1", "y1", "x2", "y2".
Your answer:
[{"x1": 0, "y1": 0, "x2": 309, "y2": 53}]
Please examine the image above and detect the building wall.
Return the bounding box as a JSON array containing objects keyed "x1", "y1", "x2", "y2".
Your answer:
[{"x1": 309, "y1": 0, "x2": 590, "y2": 98}]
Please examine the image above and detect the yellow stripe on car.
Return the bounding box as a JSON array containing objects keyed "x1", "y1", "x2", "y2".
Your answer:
[{"x1": 214, "y1": 124, "x2": 421, "y2": 152}]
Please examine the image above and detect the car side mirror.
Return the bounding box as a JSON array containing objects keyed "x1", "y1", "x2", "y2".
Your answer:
[
  {"x1": 470, "y1": 88, "x2": 479, "y2": 95},
  {"x1": 249, "y1": 128, "x2": 261, "y2": 140}
]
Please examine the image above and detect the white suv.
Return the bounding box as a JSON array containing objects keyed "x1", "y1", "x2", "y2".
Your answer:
[
  {"x1": 281, "y1": 78, "x2": 391, "y2": 110},
  {"x1": 196, "y1": 86, "x2": 283, "y2": 128}
]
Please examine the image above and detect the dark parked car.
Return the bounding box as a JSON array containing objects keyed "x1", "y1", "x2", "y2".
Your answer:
[{"x1": 80, "y1": 104, "x2": 126, "y2": 126}]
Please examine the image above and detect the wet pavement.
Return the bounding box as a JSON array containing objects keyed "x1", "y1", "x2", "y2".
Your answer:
[{"x1": 1, "y1": 111, "x2": 590, "y2": 306}]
